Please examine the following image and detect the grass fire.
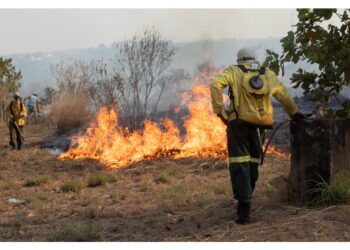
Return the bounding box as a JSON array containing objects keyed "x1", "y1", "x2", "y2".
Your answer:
[
  {"x1": 0, "y1": 8, "x2": 349, "y2": 243},
  {"x1": 58, "y1": 68, "x2": 287, "y2": 168}
]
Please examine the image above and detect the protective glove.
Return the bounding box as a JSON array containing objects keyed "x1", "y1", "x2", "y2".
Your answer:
[
  {"x1": 19, "y1": 112, "x2": 25, "y2": 118},
  {"x1": 217, "y1": 111, "x2": 229, "y2": 126},
  {"x1": 291, "y1": 111, "x2": 308, "y2": 120}
]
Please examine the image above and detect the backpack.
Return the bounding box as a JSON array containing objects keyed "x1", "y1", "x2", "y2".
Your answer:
[{"x1": 229, "y1": 64, "x2": 273, "y2": 127}]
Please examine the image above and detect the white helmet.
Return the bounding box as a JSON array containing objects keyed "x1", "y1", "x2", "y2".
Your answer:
[
  {"x1": 237, "y1": 48, "x2": 255, "y2": 63},
  {"x1": 13, "y1": 92, "x2": 20, "y2": 98}
]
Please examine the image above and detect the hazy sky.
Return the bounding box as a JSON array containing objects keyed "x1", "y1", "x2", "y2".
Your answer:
[{"x1": 0, "y1": 9, "x2": 297, "y2": 55}]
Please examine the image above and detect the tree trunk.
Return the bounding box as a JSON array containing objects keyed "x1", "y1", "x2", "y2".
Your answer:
[{"x1": 289, "y1": 118, "x2": 350, "y2": 204}]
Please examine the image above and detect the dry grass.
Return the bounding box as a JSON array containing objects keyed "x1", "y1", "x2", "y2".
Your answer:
[
  {"x1": 0, "y1": 124, "x2": 350, "y2": 241},
  {"x1": 50, "y1": 90, "x2": 91, "y2": 135}
]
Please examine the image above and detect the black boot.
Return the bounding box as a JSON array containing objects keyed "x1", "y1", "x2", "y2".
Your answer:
[{"x1": 235, "y1": 201, "x2": 252, "y2": 225}]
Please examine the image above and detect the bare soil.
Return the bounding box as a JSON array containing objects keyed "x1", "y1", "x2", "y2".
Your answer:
[{"x1": 0, "y1": 123, "x2": 349, "y2": 241}]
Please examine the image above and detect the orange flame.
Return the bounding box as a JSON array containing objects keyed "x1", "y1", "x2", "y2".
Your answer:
[{"x1": 58, "y1": 65, "x2": 285, "y2": 168}]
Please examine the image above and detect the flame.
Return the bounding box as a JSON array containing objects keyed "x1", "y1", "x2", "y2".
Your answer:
[
  {"x1": 264, "y1": 144, "x2": 286, "y2": 157},
  {"x1": 58, "y1": 65, "x2": 285, "y2": 168}
]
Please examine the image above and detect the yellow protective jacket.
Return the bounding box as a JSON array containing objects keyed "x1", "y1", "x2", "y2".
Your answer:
[
  {"x1": 210, "y1": 62, "x2": 298, "y2": 127},
  {"x1": 6, "y1": 100, "x2": 27, "y2": 126}
]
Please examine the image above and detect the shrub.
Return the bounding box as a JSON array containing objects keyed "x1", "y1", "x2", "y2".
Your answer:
[
  {"x1": 61, "y1": 180, "x2": 84, "y2": 193},
  {"x1": 50, "y1": 90, "x2": 91, "y2": 135}
]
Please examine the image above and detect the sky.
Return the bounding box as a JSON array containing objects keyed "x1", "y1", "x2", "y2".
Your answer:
[{"x1": 0, "y1": 9, "x2": 298, "y2": 55}]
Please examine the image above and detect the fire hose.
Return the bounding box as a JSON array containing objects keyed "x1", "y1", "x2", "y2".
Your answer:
[
  {"x1": 259, "y1": 114, "x2": 312, "y2": 165},
  {"x1": 259, "y1": 119, "x2": 291, "y2": 165}
]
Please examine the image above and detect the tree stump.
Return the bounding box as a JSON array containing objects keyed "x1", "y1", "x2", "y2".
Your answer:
[{"x1": 289, "y1": 118, "x2": 350, "y2": 204}]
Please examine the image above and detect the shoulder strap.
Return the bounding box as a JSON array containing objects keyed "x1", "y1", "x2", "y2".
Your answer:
[
  {"x1": 236, "y1": 64, "x2": 266, "y2": 75},
  {"x1": 259, "y1": 66, "x2": 266, "y2": 75},
  {"x1": 236, "y1": 65, "x2": 248, "y2": 73}
]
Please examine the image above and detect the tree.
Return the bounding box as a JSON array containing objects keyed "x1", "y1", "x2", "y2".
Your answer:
[
  {"x1": 51, "y1": 60, "x2": 95, "y2": 96},
  {"x1": 264, "y1": 9, "x2": 350, "y2": 117},
  {"x1": 0, "y1": 57, "x2": 22, "y2": 122},
  {"x1": 94, "y1": 27, "x2": 177, "y2": 130},
  {"x1": 41, "y1": 86, "x2": 57, "y2": 106}
]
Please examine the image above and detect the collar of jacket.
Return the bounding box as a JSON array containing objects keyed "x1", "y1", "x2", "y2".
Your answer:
[{"x1": 239, "y1": 61, "x2": 262, "y2": 70}]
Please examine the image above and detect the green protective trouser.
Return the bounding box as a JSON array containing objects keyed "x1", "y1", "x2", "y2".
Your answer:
[
  {"x1": 9, "y1": 122, "x2": 23, "y2": 149},
  {"x1": 227, "y1": 121, "x2": 264, "y2": 202}
]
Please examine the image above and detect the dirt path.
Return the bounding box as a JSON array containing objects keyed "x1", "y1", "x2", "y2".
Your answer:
[{"x1": 0, "y1": 123, "x2": 349, "y2": 241}]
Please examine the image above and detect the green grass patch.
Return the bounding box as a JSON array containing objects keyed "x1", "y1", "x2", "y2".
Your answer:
[
  {"x1": 88, "y1": 173, "x2": 116, "y2": 187},
  {"x1": 155, "y1": 165, "x2": 186, "y2": 183},
  {"x1": 24, "y1": 176, "x2": 50, "y2": 187},
  {"x1": 159, "y1": 185, "x2": 192, "y2": 206},
  {"x1": 37, "y1": 191, "x2": 54, "y2": 201},
  {"x1": 195, "y1": 194, "x2": 214, "y2": 206},
  {"x1": 61, "y1": 180, "x2": 84, "y2": 192},
  {"x1": 308, "y1": 174, "x2": 350, "y2": 205},
  {"x1": 51, "y1": 223, "x2": 102, "y2": 241},
  {"x1": 1, "y1": 181, "x2": 21, "y2": 191}
]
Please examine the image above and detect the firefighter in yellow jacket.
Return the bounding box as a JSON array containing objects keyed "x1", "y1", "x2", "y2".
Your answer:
[
  {"x1": 6, "y1": 92, "x2": 27, "y2": 150},
  {"x1": 210, "y1": 48, "x2": 306, "y2": 224}
]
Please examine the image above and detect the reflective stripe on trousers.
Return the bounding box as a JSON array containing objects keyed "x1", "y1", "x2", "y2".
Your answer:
[{"x1": 229, "y1": 156, "x2": 261, "y2": 164}]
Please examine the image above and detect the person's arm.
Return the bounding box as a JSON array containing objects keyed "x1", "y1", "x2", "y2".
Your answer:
[
  {"x1": 210, "y1": 69, "x2": 232, "y2": 123},
  {"x1": 268, "y1": 69, "x2": 299, "y2": 117}
]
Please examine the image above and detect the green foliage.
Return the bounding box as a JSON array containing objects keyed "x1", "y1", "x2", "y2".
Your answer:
[
  {"x1": 0, "y1": 57, "x2": 22, "y2": 96},
  {"x1": 308, "y1": 173, "x2": 350, "y2": 205},
  {"x1": 264, "y1": 9, "x2": 350, "y2": 115},
  {"x1": 263, "y1": 49, "x2": 283, "y2": 75},
  {"x1": 61, "y1": 180, "x2": 84, "y2": 192}
]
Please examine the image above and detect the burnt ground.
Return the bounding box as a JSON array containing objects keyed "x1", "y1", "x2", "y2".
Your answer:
[{"x1": 0, "y1": 123, "x2": 349, "y2": 242}]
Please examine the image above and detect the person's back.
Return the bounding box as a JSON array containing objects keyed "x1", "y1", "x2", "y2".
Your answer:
[
  {"x1": 211, "y1": 59, "x2": 299, "y2": 128},
  {"x1": 27, "y1": 94, "x2": 38, "y2": 108},
  {"x1": 26, "y1": 93, "x2": 39, "y2": 124}
]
